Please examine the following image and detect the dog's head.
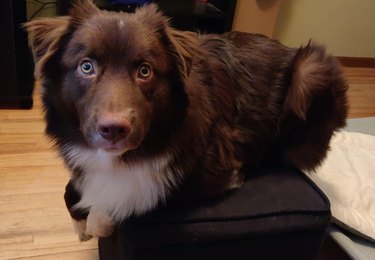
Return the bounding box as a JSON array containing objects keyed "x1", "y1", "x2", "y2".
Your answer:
[{"x1": 25, "y1": 1, "x2": 194, "y2": 155}]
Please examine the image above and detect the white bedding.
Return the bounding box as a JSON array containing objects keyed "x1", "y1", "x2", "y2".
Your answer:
[{"x1": 304, "y1": 131, "x2": 375, "y2": 241}]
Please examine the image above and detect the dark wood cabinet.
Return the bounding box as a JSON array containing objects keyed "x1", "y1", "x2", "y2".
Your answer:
[
  {"x1": 156, "y1": 0, "x2": 237, "y2": 33},
  {"x1": 0, "y1": 0, "x2": 34, "y2": 109},
  {"x1": 58, "y1": 0, "x2": 237, "y2": 33}
]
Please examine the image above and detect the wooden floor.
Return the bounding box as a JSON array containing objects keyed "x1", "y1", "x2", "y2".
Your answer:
[
  {"x1": 0, "y1": 67, "x2": 374, "y2": 259},
  {"x1": 344, "y1": 67, "x2": 375, "y2": 118}
]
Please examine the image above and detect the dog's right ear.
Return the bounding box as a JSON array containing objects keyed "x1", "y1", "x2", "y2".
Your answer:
[
  {"x1": 24, "y1": 1, "x2": 98, "y2": 66},
  {"x1": 24, "y1": 17, "x2": 70, "y2": 64},
  {"x1": 69, "y1": 0, "x2": 99, "y2": 24}
]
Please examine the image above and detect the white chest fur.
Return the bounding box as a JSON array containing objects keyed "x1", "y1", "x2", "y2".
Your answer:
[{"x1": 64, "y1": 146, "x2": 180, "y2": 222}]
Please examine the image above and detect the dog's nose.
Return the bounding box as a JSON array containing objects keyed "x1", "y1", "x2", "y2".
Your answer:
[{"x1": 97, "y1": 118, "x2": 131, "y2": 143}]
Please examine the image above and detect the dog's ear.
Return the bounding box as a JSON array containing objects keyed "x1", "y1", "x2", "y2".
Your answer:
[
  {"x1": 136, "y1": 4, "x2": 196, "y2": 79},
  {"x1": 70, "y1": 0, "x2": 99, "y2": 25},
  {"x1": 24, "y1": 1, "x2": 99, "y2": 78},
  {"x1": 24, "y1": 17, "x2": 70, "y2": 63},
  {"x1": 164, "y1": 28, "x2": 196, "y2": 79}
]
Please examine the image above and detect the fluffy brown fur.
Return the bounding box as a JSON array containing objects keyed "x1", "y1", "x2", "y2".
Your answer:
[{"x1": 25, "y1": 0, "x2": 348, "y2": 240}]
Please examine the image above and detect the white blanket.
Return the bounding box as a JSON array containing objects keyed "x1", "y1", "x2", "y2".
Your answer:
[{"x1": 304, "y1": 131, "x2": 375, "y2": 241}]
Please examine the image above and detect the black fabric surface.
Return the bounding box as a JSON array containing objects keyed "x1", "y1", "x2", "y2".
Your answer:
[{"x1": 99, "y1": 166, "x2": 331, "y2": 259}]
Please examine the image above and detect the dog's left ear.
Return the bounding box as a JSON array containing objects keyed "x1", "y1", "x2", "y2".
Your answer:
[
  {"x1": 164, "y1": 28, "x2": 196, "y2": 79},
  {"x1": 136, "y1": 4, "x2": 196, "y2": 79}
]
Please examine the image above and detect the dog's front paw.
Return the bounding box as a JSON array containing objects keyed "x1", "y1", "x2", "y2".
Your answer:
[
  {"x1": 86, "y1": 209, "x2": 114, "y2": 238},
  {"x1": 227, "y1": 168, "x2": 245, "y2": 190},
  {"x1": 72, "y1": 219, "x2": 93, "y2": 242}
]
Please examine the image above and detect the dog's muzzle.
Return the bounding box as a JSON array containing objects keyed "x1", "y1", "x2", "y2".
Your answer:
[{"x1": 94, "y1": 115, "x2": 132, "y2": 153}]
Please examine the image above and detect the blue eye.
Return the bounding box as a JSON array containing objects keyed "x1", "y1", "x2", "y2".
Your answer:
[{"x1": 79, "y1": 60, "x2": 95, "y2": 75}]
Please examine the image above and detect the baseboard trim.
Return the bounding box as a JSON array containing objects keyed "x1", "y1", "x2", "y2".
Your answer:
[{"x1": 337, "y1": 56, "x2": 375, "y2": 68}]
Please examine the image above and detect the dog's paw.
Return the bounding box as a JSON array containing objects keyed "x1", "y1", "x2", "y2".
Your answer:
[
  {"x1": 72, "y1": 219, "x2": 93, "y2": 242},
  {"x1": 86, "y1": 209, "x2": 114, "y2": 238},
  {"x1": 227, "y1": 168, "x2": 245, "y2": 190}
]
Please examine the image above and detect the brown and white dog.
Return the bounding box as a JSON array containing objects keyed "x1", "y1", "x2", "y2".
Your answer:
[{"x1": 25, "y1": 0, "x2": 348, "y2": 241}]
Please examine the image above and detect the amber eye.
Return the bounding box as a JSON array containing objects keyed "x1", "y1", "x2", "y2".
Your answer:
[{"x1": 138, "y1": 63, "x2": 152, "y2": 79}]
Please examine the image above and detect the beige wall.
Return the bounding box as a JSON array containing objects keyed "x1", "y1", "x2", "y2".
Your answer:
[
  {"x1": 273, "y1": 0, "x2": 375, "y2": 58},
  {"x1": 232, "y1": 0, "x2": 282, "y2": 37},
  {"x1": 27, "y1": 1, "x2": 56, "y2": 20}
]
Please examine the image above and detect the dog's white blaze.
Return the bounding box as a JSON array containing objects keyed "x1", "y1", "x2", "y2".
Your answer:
[
  {"x1": 118, "y1": 19, "x2": 124, "y2": 29},
  {"x1": 65, "y1": 146, "x2": 180, "y2": 222}
]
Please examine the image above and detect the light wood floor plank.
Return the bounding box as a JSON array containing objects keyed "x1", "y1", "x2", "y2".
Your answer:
[{"x1": 25, "y1": 249, "x2": 99, "y2": 260}]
